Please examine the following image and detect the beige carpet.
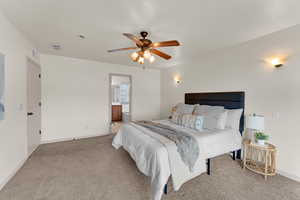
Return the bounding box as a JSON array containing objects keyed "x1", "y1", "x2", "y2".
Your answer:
[{"x1": 1, "y1": 135, "x2": 299, "y2": 200}]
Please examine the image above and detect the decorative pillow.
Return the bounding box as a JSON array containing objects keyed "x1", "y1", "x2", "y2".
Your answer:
[
  {"x1": 225, "y1": 109, "x2": 243, "y2": 130},
  {"x1": 194, "y1": 115, "x2": 204, "y2": 131},
  {"x1": 171, "y1": 112, "x2": 183, "y2": 125},
  {"x1": 181, "y1": 114, "x2": 204, "y2": 131},
  {"x1": 175, "y1": 103, "x2": 195, "y2": 115},
  {"x1": 174, "y1": 103, "x2": 183, "y2": 113},
  {"x1": 171, "y1": 106, "x2": 177, "y2": 114},
  {"x1": 203, "y1": 109, "x2": 228, "y2": 130},
  {"x1": 193, "y1": 105, "x2": 224, "y2": 115}
]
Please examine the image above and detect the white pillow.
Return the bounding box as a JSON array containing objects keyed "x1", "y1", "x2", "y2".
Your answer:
[
  {"x1": 203, "y1": 109, "x2": 228, "y2": 130},
  {"x1": 193, "y1": 105, "x2": 224, "y2": 115},
  {"x1": 181, "y1": 114, "x2": 204, "y2": 131},
  {"x1": 175, "y1": 103, "x2": 195, "y2": 115},
  {"x1": 171, "y1": 112, "x2": 183, "y2": 124},
  {"x1": 225, "y1": 109, "x2": 243, "y2": 130}
]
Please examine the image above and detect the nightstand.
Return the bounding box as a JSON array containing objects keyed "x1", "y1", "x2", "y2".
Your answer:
[{"x1": 243, "y1": 139, "x2": 277, "y2": 180}]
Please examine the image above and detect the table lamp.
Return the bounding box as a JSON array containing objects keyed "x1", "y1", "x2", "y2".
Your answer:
[{"x1": 246, "y1": 114, "x2": 265, "y2": 143}]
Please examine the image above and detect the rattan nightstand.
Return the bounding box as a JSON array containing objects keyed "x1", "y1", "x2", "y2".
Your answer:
[{"x1": 243, "y1": 139, "x2": 277, "y2": 180}]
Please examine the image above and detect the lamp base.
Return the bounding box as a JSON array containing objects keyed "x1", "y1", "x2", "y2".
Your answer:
[{"x1": 249, "y1": 129, "x2": 256, "y2": 144}]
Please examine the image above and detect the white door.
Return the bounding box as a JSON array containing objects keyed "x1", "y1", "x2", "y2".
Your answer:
[{"x1": 27, "y1": 59, "x2": 41, "y2": 156}]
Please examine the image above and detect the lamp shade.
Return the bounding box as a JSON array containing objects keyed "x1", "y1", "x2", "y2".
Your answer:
[{"x1": 246, "y1": 114, "x2": 264, "y2": 131}]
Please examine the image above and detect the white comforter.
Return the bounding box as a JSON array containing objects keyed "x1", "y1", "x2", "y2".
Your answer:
[{"x1": 112, "y1": 120, "x2": 242, "y2": 200}]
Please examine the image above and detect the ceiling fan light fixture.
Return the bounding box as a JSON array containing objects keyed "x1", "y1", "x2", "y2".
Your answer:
[
  {"x1": 143, "y1": 50, "x2": 151, "y2": 59},
  {"x1": 149, "y1": 55, "x2": 155, "y2": 63},
  {"x1": 107, "y1": 31, "x2": 180, "y2": 64},
  {"x1": 131, "y1": 52, "x2": 139, "y2": 60},
  {"x1": 132, "y1": 56, "x2": 139, "y2": 62},
  {"x1": 138, "y1": 57, "x2": 144, "y2": 64}
]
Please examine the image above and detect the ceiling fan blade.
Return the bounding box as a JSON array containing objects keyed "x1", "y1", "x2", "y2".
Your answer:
[
  {"x1": 107, "y1": 47, "x2": 138, "y2": 53},
  {"x1": 151, "y1": 40, "x2": 180, "y2": 48},
  {"x1": 150, "y1": 49, "x2": 172, "y2": 60},
  {"x1": 123, "y1": 33, "x2": 143, "y2": 46}
]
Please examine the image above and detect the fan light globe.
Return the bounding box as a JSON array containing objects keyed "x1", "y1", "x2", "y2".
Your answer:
[
  {"x1": 149, "y1": 55, "x2": 155, "y2": 63},
  {"x1": 131, "y1": 52, "x2": 139, "y2": 60},
  {"x1": 138, "y1": 57, "x2": 144, "y2": 64},
  {"x1": 143, "y1": 50, "x2": 151, "y2": 59}
]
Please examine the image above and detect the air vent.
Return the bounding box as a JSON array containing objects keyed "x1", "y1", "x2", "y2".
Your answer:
[{"x1": 51, "y1": 44, "x2": 61, "y2": 50}]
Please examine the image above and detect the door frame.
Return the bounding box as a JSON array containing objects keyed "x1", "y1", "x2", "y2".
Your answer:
[
  {"x1": 26, "y1": 57, "x2": 41, "y2": 156},
  {"x1": 108, "y1": 73, "x2": 132, "y2": 126}
]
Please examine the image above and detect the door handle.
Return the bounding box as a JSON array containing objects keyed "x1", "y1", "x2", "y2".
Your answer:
[{"x1": 27, "y1": 112, "x2": 34, "y2": 116}]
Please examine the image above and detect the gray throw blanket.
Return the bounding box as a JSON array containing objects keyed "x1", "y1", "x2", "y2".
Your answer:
[{"x1": 134, "y1": 121, "x2": 200, "y2": 172}]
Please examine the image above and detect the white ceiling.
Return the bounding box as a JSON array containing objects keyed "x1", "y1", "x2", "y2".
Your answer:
[{"x1": 0, "y1": 0, "x2": 300, "y2": 68}]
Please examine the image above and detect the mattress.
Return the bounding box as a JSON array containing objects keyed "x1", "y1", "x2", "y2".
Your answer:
[
  {"x1": 112, "y1": 119, "x2": 242, "y2": 200},
  {"x1": 162, "y1": 120, "x2": 242, "y2": 159}
]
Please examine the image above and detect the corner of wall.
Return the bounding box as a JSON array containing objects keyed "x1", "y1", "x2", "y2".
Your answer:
[{"x1": 278, "y1": 170, "x2": 300, "y2": 183}]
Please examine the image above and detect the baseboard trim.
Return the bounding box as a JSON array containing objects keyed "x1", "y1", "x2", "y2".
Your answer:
[
  {"x1": 278, "y1": 170, "x2": 300, "y2": 183},
  {"x1": 41, "y1": 133, "x2": 111, "y2": 144},
  {"x1": 0, "y1": 157, "x2": 27, "y2": 191}
]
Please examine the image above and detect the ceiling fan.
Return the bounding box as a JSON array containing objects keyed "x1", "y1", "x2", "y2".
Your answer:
[{"x1": 107, "y1": 31, "x2": 180, "y2": 64}]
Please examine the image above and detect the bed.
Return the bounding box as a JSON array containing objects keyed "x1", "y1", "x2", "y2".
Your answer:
[{"x1": 112, "y1": 92, "x2": 245, "y2": 200}]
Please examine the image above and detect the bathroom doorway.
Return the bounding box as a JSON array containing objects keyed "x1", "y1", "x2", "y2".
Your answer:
[{"x1": 109, "y1": 74, "x2": 132, "y2": 133}]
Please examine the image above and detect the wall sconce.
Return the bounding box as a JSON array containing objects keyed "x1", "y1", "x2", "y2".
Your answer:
[
  {"x1": 270, "y1": 58, "x2": 283, "y2": 68},
  {"x1": 174, "y1": 76, "x2": 182, "y2": 85}
]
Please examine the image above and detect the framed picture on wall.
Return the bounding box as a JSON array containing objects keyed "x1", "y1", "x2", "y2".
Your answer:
[{"x1": 0, "y1": 52, "x2": 4, "y2": 121}]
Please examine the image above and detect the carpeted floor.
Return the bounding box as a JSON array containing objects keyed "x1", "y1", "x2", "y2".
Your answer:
[{"x1": 1, "y1": 135, "x2": 299, "y2": 200}]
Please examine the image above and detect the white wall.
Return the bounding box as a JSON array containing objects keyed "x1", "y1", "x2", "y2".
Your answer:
[
  {"x1": 41, "y1": 54, "x2": 161, "y2": 143},
  {"x1": 161, "y1": 25, "x2": 300, "y2": 181},
  {"x1": 0, "y1": 11, "x2": 39, "y2": 190}
]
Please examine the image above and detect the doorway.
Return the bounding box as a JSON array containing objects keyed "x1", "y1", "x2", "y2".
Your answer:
[
  {"x1": 109, "y1": 74, "x2": 132, "y2": 133},
  {"x1": 27, "y1": 58, "x2": 41, "y2": 156}
]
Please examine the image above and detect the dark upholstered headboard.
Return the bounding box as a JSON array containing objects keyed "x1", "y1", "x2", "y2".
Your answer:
[{"x1": 185, "y1": 92, "x2": 245, "y2": 135}]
